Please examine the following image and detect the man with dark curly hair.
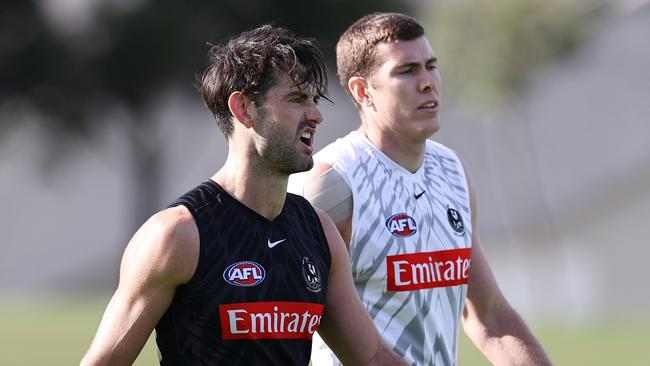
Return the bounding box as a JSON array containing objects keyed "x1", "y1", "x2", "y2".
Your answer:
[{"x1": 81, "y1": 25, "x2": 405, "y2": 366}]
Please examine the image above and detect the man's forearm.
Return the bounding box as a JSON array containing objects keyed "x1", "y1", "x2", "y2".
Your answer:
[{"x1": 466, "y1": 306, "x2": 552, "y2": 366}]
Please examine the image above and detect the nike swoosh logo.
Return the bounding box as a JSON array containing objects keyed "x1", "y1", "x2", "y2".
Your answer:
[
  {"x1": 267, "y1": 238, "x2": 287, "y2": 248},
  {"x1": 415, "y1": 191, "x2": 426, "y2": 199}
]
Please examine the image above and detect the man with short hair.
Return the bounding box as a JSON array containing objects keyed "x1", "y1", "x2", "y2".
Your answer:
[
  {"x1": 81, "y1": 25, "x2": 405, "y2": 366},
  {"x1": 290, "y1": 13, "x2": 553, "y2": 366}
]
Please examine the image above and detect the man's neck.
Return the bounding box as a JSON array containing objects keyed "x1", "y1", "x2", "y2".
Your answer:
[
  {"x1": 212, "y1": 157, "x2": 288, "y2": 221},
  {"x1": 358, "y1": 125, "x2": 426, "y2": 173}
]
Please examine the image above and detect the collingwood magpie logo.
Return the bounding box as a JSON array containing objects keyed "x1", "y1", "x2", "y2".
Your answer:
[
  {"x1": 302, "y1": 257, "x2": 322, "y2": 293},
  {"x1": 447, "y1": 206, "x2": 465, "y2": 235}
]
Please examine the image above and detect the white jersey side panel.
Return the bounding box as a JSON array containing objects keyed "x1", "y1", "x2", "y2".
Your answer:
[{"x1": 310, "y1": 131, "x2": 472, "y2": 366}]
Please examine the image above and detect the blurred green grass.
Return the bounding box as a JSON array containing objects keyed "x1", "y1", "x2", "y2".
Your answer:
[
  {"x1": 1, "y1": 296, "x2": 648, "y2": 365},
  {"x1": 458, "y1": 318, "x2": 650, "y2": 365},
  {"x1": 0, "y1": 296, "x2": 158, "y2": 366}
]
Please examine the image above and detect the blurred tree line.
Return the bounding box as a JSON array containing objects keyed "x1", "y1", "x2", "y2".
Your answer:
[
  {"x1": 0, "y1": 0, "x2": 607, "y2": 234},
  {"x1": 0, "y1": 0, "x2": 406, "y2": 229},
  {"x1": 424, "y1": 0, "x2": 609, "y2": 108}
]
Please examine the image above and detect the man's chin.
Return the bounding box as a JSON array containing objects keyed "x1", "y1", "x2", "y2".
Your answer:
[
  {"x1": 424, "y1": 118, "x2": 440, "y2": 136},
  {"x1": 298, "y1": 159, "x2": 315, "y2": 173},
  {"x1": 285, "y1": 158, "x2": 314, "y2": 175}
]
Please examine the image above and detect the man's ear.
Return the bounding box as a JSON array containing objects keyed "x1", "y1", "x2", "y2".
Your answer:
[
  {"x1": 228, "y1": 91, "x2": 257, "y2": 128},
  {"x1": 348, "y1": 76, "x2": 373, "y2": 108}
]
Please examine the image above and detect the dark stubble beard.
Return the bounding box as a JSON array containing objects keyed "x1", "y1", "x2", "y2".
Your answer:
[{"x1": 253, "y1": 109, "x2": 314, "y2": 177}]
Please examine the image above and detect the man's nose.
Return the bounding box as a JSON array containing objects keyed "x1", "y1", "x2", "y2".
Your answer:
[
  {"x1": 306, "y1": 103, "x2": 324, "y2": 125},
  {"x1": 418, "y1": 70, "x2": 438, "y2": 93}
]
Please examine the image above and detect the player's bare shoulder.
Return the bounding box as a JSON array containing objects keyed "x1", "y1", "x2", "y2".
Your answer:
[
  {"x1": 153, "y1": 205, "x2": 199, "y2": 246},
  {"x1": 309, "y1": 161, "x2": 332, "y2": 177},
  {"x1": 122, "y1": 205, "x2": 200, "y2": 286}
]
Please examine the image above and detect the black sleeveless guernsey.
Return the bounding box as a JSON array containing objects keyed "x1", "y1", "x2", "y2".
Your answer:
[{"x1": 155, "y1": 180, "x2": 331, "y2": 365}]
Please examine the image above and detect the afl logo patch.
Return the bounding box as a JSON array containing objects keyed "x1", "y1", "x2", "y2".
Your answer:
[
  {"x1": 386, "y1": 213, "x2": 417, "y2": 237},
  {"x1": 447, "y1": 207, "x2": 465, "y2": 235},
  {"x1": 223, "y1": 261, "x2": 266, "y2": 287},
  {"x1": 302, "y1": 257, "x2": 322, "y2": 293}
]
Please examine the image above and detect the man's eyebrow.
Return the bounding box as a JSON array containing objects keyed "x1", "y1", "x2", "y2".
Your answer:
[
  {"x1": 394, "y1": 57, "x2": 438, "y2": 69},
  {"x1": 286, "y1": 90, "x2": 308, "y2": 96},
  {"x1": 284, "y1": 90, "x2": 312, "y2": 99}
]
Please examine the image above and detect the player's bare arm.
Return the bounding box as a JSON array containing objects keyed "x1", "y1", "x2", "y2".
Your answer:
[
  {"x1": 458, "y1": 154, "x2": 553, "y2": 366},
  {"x1": 314, "y1": 208, "x2": 405, "y2": 366},
  {"x1": 80, "y1": 206, "x2": 199, "y2": 366}
]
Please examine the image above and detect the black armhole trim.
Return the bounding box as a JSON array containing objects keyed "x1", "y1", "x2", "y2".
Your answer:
[{"x1": 290, "y1": 193, "x2": 333, "y2": 274}]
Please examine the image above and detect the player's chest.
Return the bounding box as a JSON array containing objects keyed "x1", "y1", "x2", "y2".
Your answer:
[
  {"x1": 354, "y1": 178, "x2": 470, "y2": 249},
  {"x1": 209, "y1": 221, "x2": 328, "y2": 298}
]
